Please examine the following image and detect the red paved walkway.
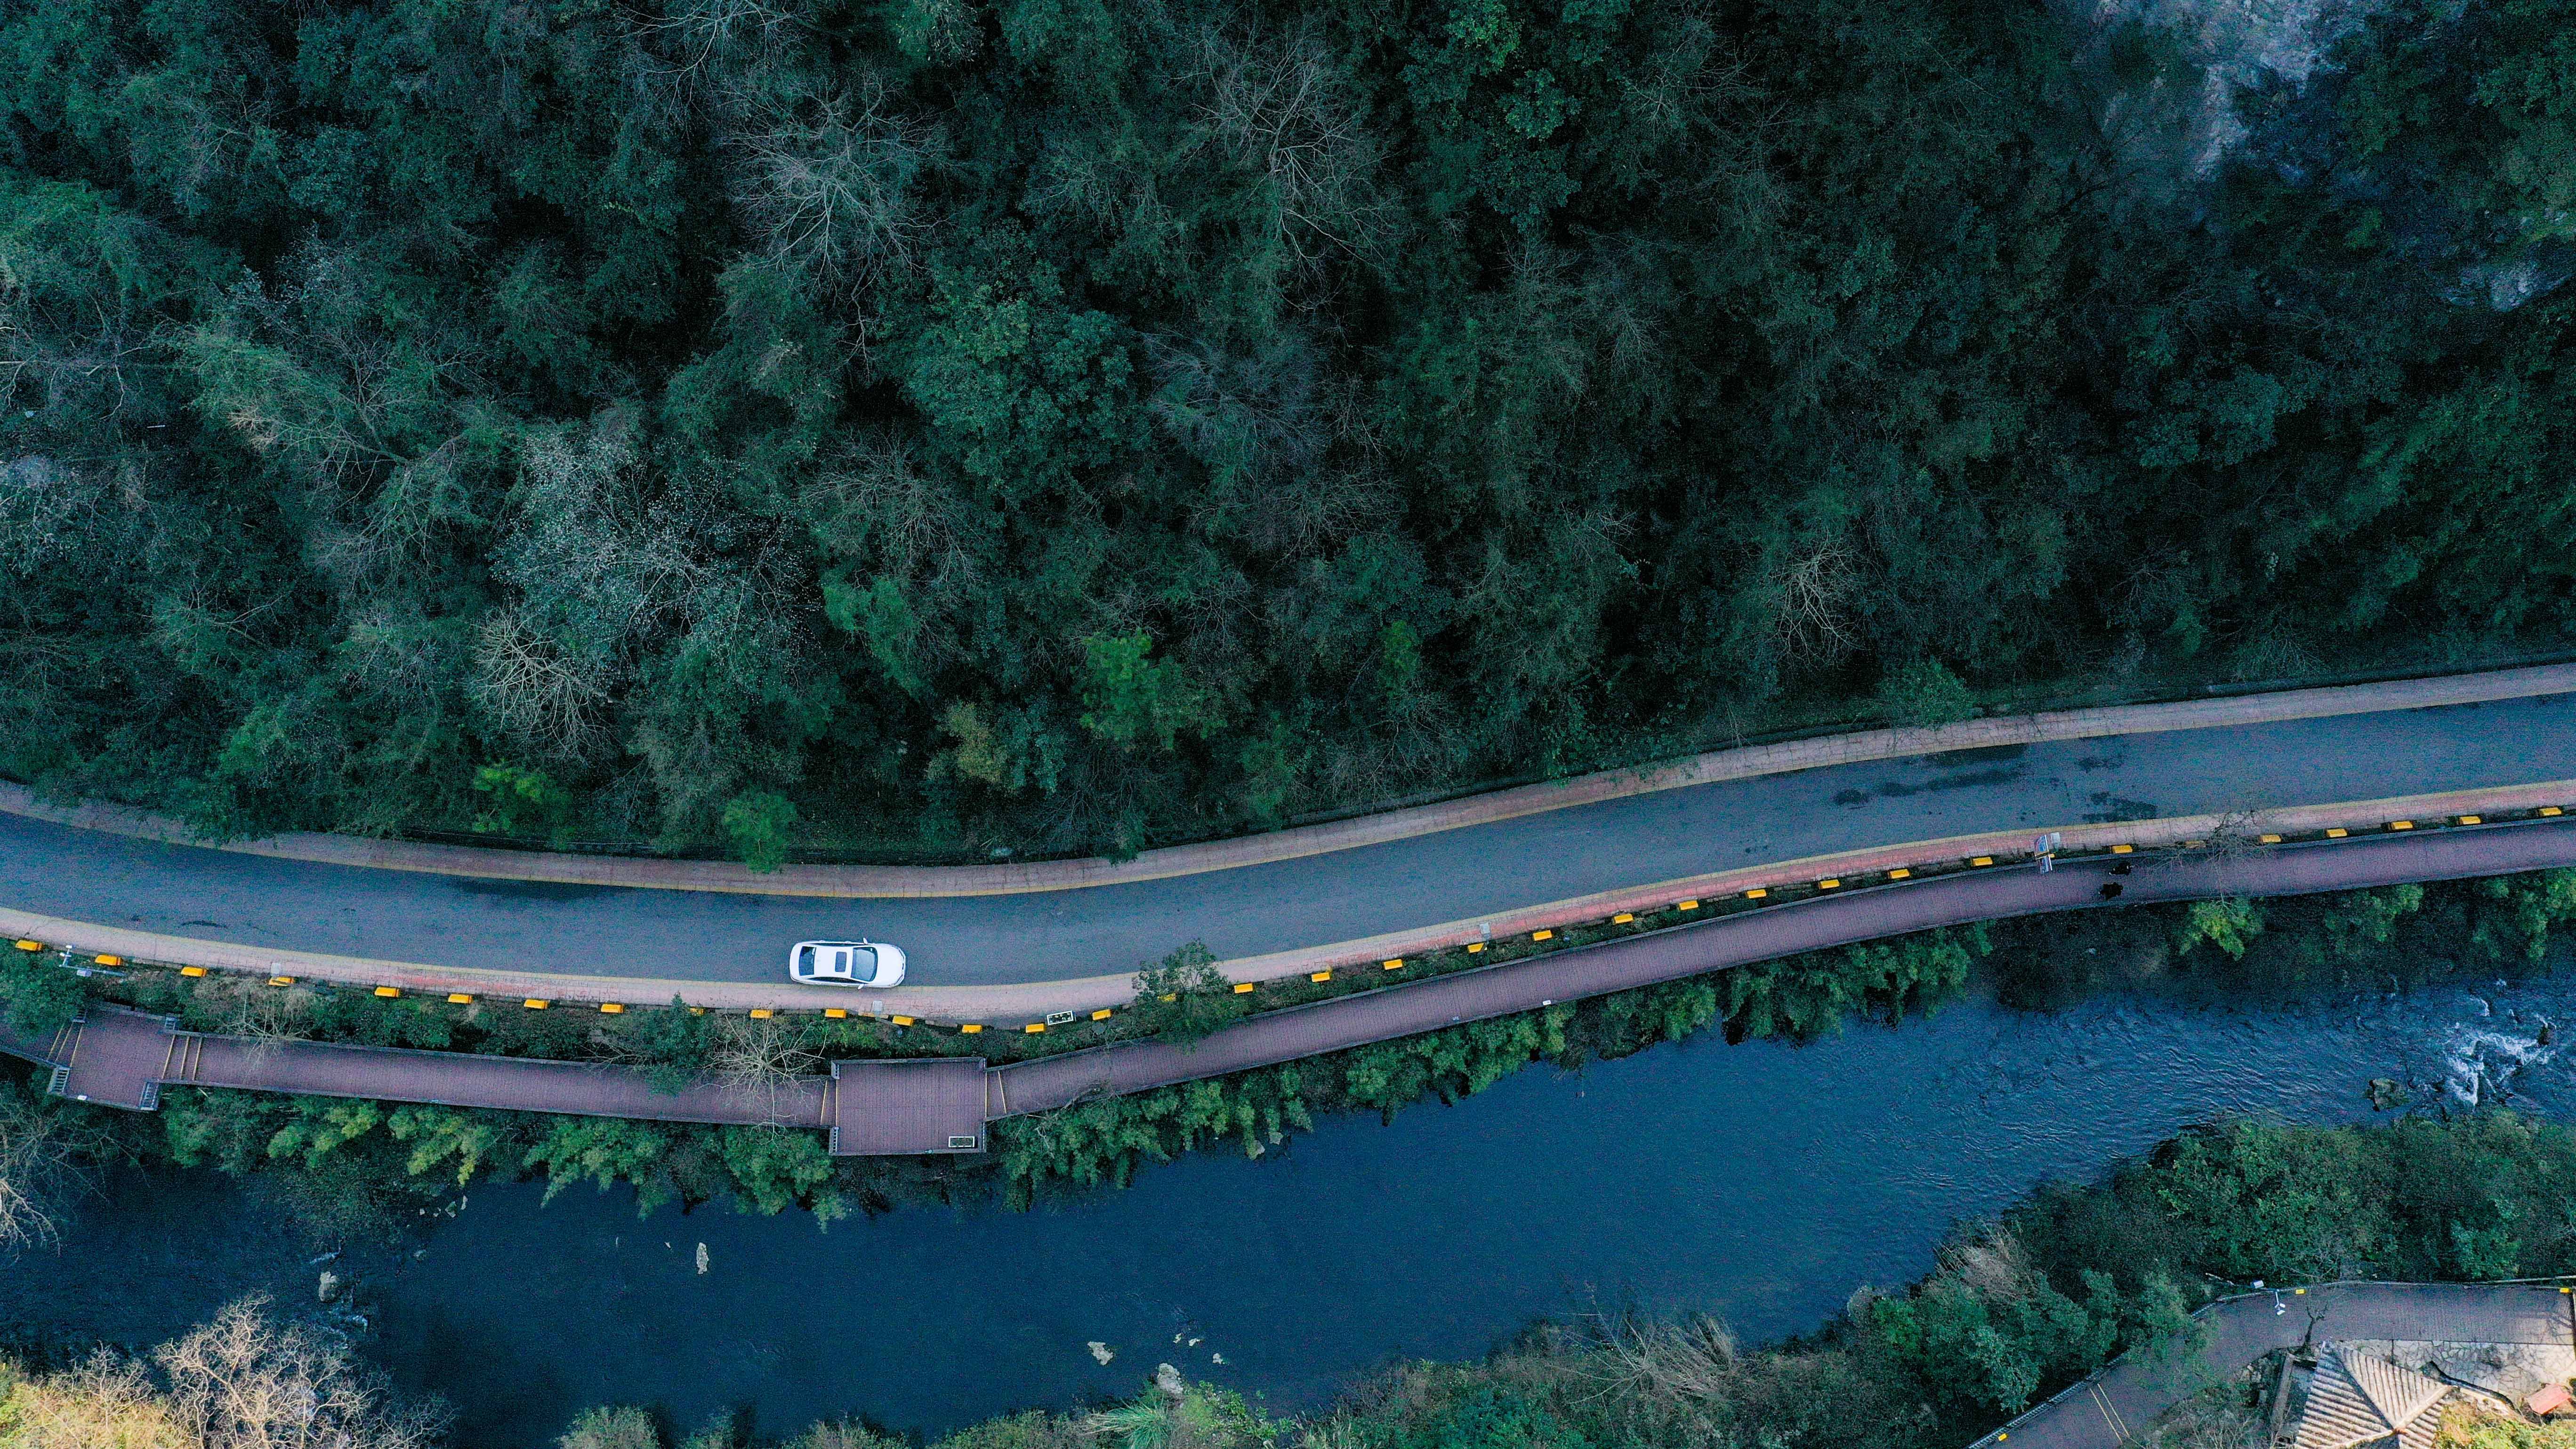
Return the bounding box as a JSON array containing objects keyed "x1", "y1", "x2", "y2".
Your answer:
[
  {"x1": 990, "y1": 820, "x2": 2576, "y2": 1114},
  {"x1": 13, "y1": 1005, "x2": 985, "y2": 1154},
  {"x1": 9, "y1": 820, "x2": 2576, "y2": 1156}
]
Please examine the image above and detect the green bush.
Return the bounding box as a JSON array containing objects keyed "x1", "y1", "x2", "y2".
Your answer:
[
  {"x1": 1, "y1": 0, "x2": 2571, "y2": 864},
  {"x1": 543, "y1": 1114, "x2": 2576, "y2": 1449},
  {"x1": 1879, "y1": 659, "x2": 1979, "y2": 729},
  {"x1": 0, "y1": 954, "x2": 84, "y2": 1035},
  {"x1": 1124, "y1": 943, "x2": 1249, "y2": 1046}
]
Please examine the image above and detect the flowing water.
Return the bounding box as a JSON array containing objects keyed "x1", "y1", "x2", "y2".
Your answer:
[{"x1": 9, "y1": 974, "x2": 2576, "y2": 1446}]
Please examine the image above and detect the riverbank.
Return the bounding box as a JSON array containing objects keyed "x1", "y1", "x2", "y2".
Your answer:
[
  {"x1": 18, "y1": 1109, "x2": 2576, "y2": 1449},
  {"x1": 10, "y1": 866, "x2": 2575, "y2": 1222}
]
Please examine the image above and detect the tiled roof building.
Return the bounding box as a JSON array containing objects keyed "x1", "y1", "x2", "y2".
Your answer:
[{"x1": 2292, "y1": 1344, "x2": 2455, "y2": 1449}]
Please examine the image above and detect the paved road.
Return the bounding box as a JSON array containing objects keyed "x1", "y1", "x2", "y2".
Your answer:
[
  {"x1": 13, "y1": 822, "x2": 2576, "y2": 1156},
  {"x1": 6, "y1": 695, "x2": 2576, "y2": 988},
  {"x1": 1971, "y1": 1281, "x2": 2576, "y2": 1449},
  {"x1": 989, "y1": 821, "x2": 2576, "y2": 1113}
]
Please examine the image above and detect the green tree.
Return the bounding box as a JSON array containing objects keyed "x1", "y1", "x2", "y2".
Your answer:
[
  {"x1": 560, "y1": 1406, "x2": 666, "y2": 1449},
  {"x1": 721, "y1": 791, "x2": 800, "y2": 873},
  {"x1": 1878, "y1": 659, "x2": 1978, "y2": 729},
  {"x1": 2177, "y1": 898, "x2": 2266, "y2": 961},
  {"x1": 1127, "y1": 943, "x2": 1248, "y2": 1047},
  {"x1": 1079, "y1": 633, "x2": 1218, "y2": 754},
  {"x1": 473, "y1": 763, "x2": 572, "y2": 838}
]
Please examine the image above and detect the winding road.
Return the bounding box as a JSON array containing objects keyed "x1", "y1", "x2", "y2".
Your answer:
[
  {"x1": 15, "y1": 665, "x2": 2576, "y2": 1153},
  {"x1": 16, "y1": 821, "x2": 2576, "y2": 1156},
  {"x1": 8, "y1": 671, "x2": 2576, "y2": 1008}
]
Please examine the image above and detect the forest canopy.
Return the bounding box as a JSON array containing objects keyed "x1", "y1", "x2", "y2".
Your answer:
[{"x1": 1, "y1": 0, "x2": 2571, "y2": 861}]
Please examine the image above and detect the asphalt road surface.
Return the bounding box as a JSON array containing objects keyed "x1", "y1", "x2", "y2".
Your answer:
[{"x1": 6, "y1": 694, "x2": 2575, "y2": 987}]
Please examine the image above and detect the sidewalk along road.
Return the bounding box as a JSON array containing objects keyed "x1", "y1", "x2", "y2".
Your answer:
[
  {"x1": 11, "y1": 818, "x2": 2576, "y2": 1160},
  {"x1": 5, "y1": 692, "x2": 2576, "y2": 998},
  {"x1": 984, "y1": 819, "x2": 2576, "y2": 1114},
  {"x1": 1965, "y1": 1281, "x2": 2576, "y2": 1449},
  {"x1": 10, "y1": 663, "x2": 2576, "y2": 898},
  {"x1": 11, "y1": 781, "x2": 2570, "y2": 1022}
]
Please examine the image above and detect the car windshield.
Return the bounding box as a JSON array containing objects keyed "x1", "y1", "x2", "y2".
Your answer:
[{"x1": 797, "y1": 947, "x2": 814, "y2": 971}]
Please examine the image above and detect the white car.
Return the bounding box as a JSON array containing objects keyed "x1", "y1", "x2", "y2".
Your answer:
[{"x1": 789, "y1": 940, "x2": 907, "y2": 988}]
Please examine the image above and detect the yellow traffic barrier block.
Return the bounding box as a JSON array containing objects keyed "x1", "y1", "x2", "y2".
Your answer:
[
  {"x1": 1677, "y1": 899, "x2": 1700, "y2": 910},
  {"x1": 523, "y1": 999, "x2": 550, "y2": 1010},
  {"x1": 688, "y1": 1006, "x2": 705, "y2": 1016},
  {"x1": 599, "y1": 1002, "x2": 624, "y2": 1014},
  {"x1": 1381, "y1": 958, "x2": 1404, "y2": 970},
  {"x1": 180, "y1": 966, "x2": 208, "y2": 978},
  {"x1": 1309, "y1": 970, "x2": 1332, "y2": 982},
  {"x1": 2387, "y1": 820, "x2": 2415, "y2": 831},
  {"x1": 1531, "y1": 929, "x2": 1554, "y2": 942},
  {"x1": 891, "y1": 1014, "x2": 916, "y2": 1026},
  {"x1": 1888, "y1": 869, "x2": 1911, "y2": 880},
  {"x1": 749, "y1": 1008, "x2": 774, "y2": 1020},
  {"x1": 1611, "y1": 912, "x2": 1634, "y2": 925},
  {"x1": 268, "y1": 975, "x2": 295, "y2": 987},
  {"x1": 2544, "y1": 806, "x2": 2566, "y2": 817},
  {"x1": 447, "y1": 993, "x2": 473, "y2": 1005},
  {"x1": 373, "y1": 986, "x2": 400, "y2": 998},
  {"x1": 1745, "y1": 888, "x2": 1768, "y2": 900},
  {"x1": 1818, "y1": 878, "x2": 1841, "y2": 890},
  {"x1": 1024, "y1": 1023, "x2": 1045, "y2": 1034},
  {"x1": 2459, "y1": 814, "x2": 2483, "y2": 825},
  {"x1": 1465, "y1": 942, "x2": 1486, "y2": 953},
  {"x1": 2325, "y1": 828, "x2": 2349, "y2": 838},
  {"x1": 1231, "y1": 981, "x2": 1256, "y2": 994},
  {"x1": 12, "y1": 940, "x2": 42, "y2": 952},
  {"x1": 1970, "y1": 856, "x2": 1995, "y2": 868},
  {"x1": 960, "y1": 1023, "x2": 984, "y2": 1034},
  {"x1": 1159, "y1": 992, "x2": 1178, "y2": 1002},
  {"x1": 95, "y1": 954, "x2": 124, "y2": 967},
  {"x1": 2110, "y1": 844, "x2": 2134, "y2": 854},
  {"x1": 824, "y1": 1007, "x2": 848, "y2": 1019},
  {"x1": 2259, "y1": 834, "x2": 2282, "y2": 844},
  {"x1": 1091, "y1": 1008, "x2": 1114, "y2": 1021}
]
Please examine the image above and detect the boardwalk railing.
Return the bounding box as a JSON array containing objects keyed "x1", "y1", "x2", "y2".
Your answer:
[
  {"x1": 11, "y1": 821, "x2": 2576, "y2": 1155},
  {"x1": 5, "y1": 1005, "x2": 987, "y2": 1156}
]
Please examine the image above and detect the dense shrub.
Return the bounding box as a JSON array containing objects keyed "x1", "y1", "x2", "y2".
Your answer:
[{"x1": 1, "y1": 0, "x2": 2571, "y2": 864}]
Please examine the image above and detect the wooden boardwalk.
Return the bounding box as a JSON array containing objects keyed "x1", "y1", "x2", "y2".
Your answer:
[
  {"x1": 10, "y1": 819, "x2": 2576, "y2": 1158},
  {"x1": 5, "y1": 1005, "x2": 984, "y2": 1155},
  {"x1": 988, "y1": 820, "x2": 2576, "y2": 1116}
]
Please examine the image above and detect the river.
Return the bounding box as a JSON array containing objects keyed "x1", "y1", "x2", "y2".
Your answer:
[{"x1": 7, "y1": 971, "x2": 2574, "y2": 1446}]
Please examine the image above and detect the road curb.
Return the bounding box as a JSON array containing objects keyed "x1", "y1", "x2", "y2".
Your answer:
[
  {"x1": 7, "y1": 663, "x2": 2574, "y2": 898},
  {"x1": 10, "y1": 779, "x2": 2574, "y2": 1022}
]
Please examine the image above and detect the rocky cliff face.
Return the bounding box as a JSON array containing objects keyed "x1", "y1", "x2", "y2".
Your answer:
[
  {"x1": 2062, "y1": 0, "x2": 2384, "y2": 185},
  {"x1": 2060, "y1": 0, "x2": 2574, "y2": 312}
]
